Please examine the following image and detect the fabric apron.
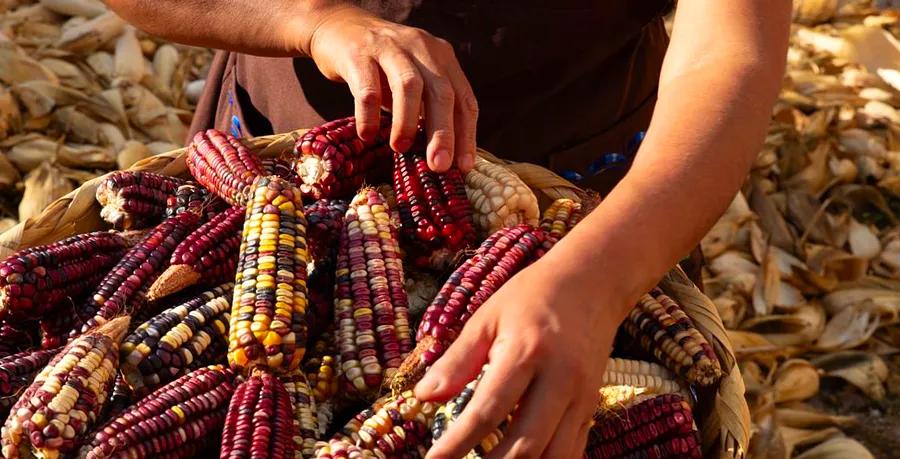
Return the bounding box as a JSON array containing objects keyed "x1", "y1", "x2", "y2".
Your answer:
[{"x1": 187, "y1": 0, "x2": 705, "y2": 286}]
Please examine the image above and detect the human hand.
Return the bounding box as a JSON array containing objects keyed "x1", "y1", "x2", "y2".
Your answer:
[
  {"x1": 414, "y1": 261, "x2": 624, "y2": 459},
  {"x1": 306, "y1": 5, "x2": 478, "y2": 173}
]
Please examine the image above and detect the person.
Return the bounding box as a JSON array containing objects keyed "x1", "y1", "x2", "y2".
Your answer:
[{"x1": 106, "y1": 0, "x2": 790, "y2": 457}]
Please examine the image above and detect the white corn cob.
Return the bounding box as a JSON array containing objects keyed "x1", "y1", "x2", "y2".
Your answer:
[{"x1": 464, "y1": 158, "x2": 539, "y2": 235}]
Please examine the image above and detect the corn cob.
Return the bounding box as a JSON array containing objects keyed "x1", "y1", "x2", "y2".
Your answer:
[
  {"x1": 303, "y1": 332, "x2": 338, "y2": 404},
  {"x1": 464, "y1": 157, "x2": 540, "y2": 235},
  {"x1": 1, "y1": 316, "x2": 129, "y2": 459},
  {"x1": 281, "y1": 372, "x2": 319, "y2": 458},
  {"x1": 97, "y1": 171, "x2": 186, "y2": 230},
  {"x1": 334, "y1": 188, "x2": 412, "y2": 395},
  {"x1": 623, "y1": 288, "x2": 722, "y2": 387},
  {"x1": 432, "y1": 370, "x2": 507, "y2": 459},
  {"x1": 584, "y1": 394, "x2": 701, "y2": 459},
  {"x1": 120, "y1": 283, "x2": 233, "y2": 397},
  {"x1": 0, "y1": 324, "x2": 33, "y2": 358},
  {"x1": 315, "y1": 390, "x2": 437, "y2": 459},
  {"x1": 220, "y1": 368, "x2": 297, "y2": 459},
  {"x1": 75, "y1": 212, "x2": 201, "y2": 336},
  {"x1": 102, "y1": 373, "x2": 132, "y2": 420},
  {"x1": 147, "y1": 207, "x2": 245, "y2": 301},
  {"x1": 187, "y1": 129, "x2": 266, "y2": 207},
  {"x1": 0, "y1": 231, "x2": 133, "y2": 321},
  {"x1": 393, "y1": 225, "x2": 553, "y2": 392},
  {"x1": 79, "y1": 365, "x2": 236, "y2": 459},
  {"x1": 0, "y1": 348, "x2": 59, "y2": 420},
  {"x1": 393, "y1": 150, "x2": 476, "y2": 269},
  {"x1": 539, "y1": 198, "x2": 583, "y2": 239},
  {"x1": 305, "y1": 199, "x2": 348, "y2": 338},
  {"x1": 228, "y1": 176, "x2": 310, "y2": 374},
  {"x1": 261, "y1": 157, "x2": 299, "y2": 183},
  {"x1": 39, "y1": 312, "x2": 73, "y2": 350},
  {"x1": 294, "y1": 116, "x2": 393, "y2": 199},
  {"x1": 164, "y1": 183, "x2": 229, "y2": 221},
  {"x1": 598, "y1": 358, "x2": 692, "y2": 408}
]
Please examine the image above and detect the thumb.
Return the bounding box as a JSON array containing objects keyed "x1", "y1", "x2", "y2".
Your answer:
[{"x1": 414, "y1": 315, "x2": 493, "y2": 402}]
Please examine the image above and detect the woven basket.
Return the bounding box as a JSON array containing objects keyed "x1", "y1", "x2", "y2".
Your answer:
[{"x1": 0, "y1": 129, "x2": 750, "y2": 459}]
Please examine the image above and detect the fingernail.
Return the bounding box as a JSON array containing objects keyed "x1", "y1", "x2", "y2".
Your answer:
[{"x1": 432, "y1": 150, "x2": 450, "y2": 170}]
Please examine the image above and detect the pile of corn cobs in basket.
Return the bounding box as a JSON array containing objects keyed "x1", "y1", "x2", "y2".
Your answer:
[{"x1": 0, "y1": 115, "x2": 721, "y2": 459}]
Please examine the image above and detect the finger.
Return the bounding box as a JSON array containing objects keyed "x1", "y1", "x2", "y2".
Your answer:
[
  {"x1": 411, "y1": 57, "x2": 455, "y2": 172},
  {"x1": 425, "y1": 339, "x2": 534, "y2": 459},
  {"x1": 415, "y1": 313, "x2": 492, "y2": 402},
  {"x1": 484, "y1": 372, "x2": 570, "y2": 459},
  {"x1": 445, "y1": 59, "x2": 478, "y2": 173},
  {"x1": 344, "y1": 56, "x2": 382, "y2": 142},
  {"x1": 377, "y1": 49, "x2": 423, "y2": 153},
  {"x1": 571, "y1": 419, "x2": 594, "y2": 458},
  {"x1": 542, "y1": 397, "x2": 597, "y2": 459}
]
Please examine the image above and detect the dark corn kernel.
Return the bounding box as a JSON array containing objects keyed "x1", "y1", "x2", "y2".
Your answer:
[
  {"x1": 0, "y1": 348, "x2": 59, "y2": 420},
  {"x1": 97, "y1": 171, "x2": 186, "y2": 230},
  {"x1": 165, "y1": 182, "x2": 229, "y2": 221}
]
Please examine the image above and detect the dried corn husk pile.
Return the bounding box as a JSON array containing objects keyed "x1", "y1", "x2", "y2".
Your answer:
[
  {"x1": 0, "y1": 0, "x2": 212, "y2": 228},
  {"x1": 702, "y1": 1, "x2": 900, "y2": 457}
]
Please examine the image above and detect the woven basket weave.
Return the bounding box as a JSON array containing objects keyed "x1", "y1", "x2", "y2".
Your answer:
[{"x1": 0, "y1": 129, "x2": 750, "y2": 459}]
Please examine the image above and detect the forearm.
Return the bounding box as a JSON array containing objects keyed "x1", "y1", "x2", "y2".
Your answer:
[
  {"x1": 102, "y1": 0, "x2": 355, "y2": 56},
  {"x1": 539, "y1": 0, "x2": 790, "y2": 321}
]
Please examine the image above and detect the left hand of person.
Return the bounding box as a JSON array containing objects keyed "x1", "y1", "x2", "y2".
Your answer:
[{"x1": 414, "y1": 259, "x2": 625, "y2": 459}]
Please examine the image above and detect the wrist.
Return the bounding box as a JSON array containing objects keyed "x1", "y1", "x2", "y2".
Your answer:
[{"x1": 279, "y1": 1, "x2": 369, "y2": 56}]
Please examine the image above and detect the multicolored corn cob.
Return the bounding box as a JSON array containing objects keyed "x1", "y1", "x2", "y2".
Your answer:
[
  {"x1": 334, "y1": 188, "x2": 412, "y2": 395},
  {"x1": 584, "y1": 394, "x2": 701, "y2": 459},
  {"x1": 165, "y1": 182, "x2": 229, "y2": 221},
  {"x1": 75, "y1": 212, "x2": 201, "y2": 336},
  {"x1": 598, "y1": 358, "x2": 692, "y2": 408},
  {"x1": 120, "y1": 283, "x2": 233, "y2": 396},
  {"x1": 0, "y1": 231, "x2": 133, "y2": 321},
  {"x1": 0, "y1": 324, "x2": 33, "y2": 358},
  {"x1": 539, "y1": 198, "x2": 584, "y2": 239},
  {"x1": 79, "y1": 365, "x2": 235, "y2": 459},
  {"x1": 623, "y1": 288, "x2": 723, "y2": 387},
  {"x1": 187, "y1": 129, "x2": 266, "y2": 207},
  {"x1": 228, "y1": 176, "x2": 310, "y2": 374},
  {"x1": 281, "y1": 372, "x2": 320, "y2": 458},
  {"x1": 393, "y1": 150, "x2": 476, "y2": 269},
  {"x1": 0, "y1": 316, "x2": 129, "y2": 459},
  {"x1": 261, "y1": 157, "x2": 299, "y2": 183},
  {"x1": 393, "y1": 225, "x2": 553, "y2": 391},
  {"x1": 97, "y1": 171, "x2": 186, "y2": 230},
  {"x1": 102, "y1": 373, "x2": 133, "y2": 420},
  {"x1": 147, "y1": 206, "x2": 245, "y2": 301},
  {"x1": 303, "y1": 332, "x2": 338, "y2": 404},
  {"x1": 304, "y1": 199, "x2": 348, "y2": 338},
  {"x1": 432, "y1": 369, "x2": 507, "y2": 459},
  {"x1": 220, "y1": 369, "x2": 297, "y2": 459},
  {"x1": 0, "y1": 348, "x2": 59, "y2": 420},
  {"x1": 464, "y1": 158, "x2": 540, "y2": 235},
  {"x1": 315, "y1": 390, "x2": 437, "y2": 459},
  {"x1": 294, "y1": 116, "x2": 393, "y2": 199}
]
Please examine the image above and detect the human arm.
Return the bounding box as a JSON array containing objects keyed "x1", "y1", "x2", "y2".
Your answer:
[
  {"x1": 414, "y1": 1, "x2": 791, "y2": 458},
  {"x1": 103, "y1": 0, "x2": 478, "y2": 172}
]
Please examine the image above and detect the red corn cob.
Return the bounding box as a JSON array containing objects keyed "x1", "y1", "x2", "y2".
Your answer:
[
  {"x1": 97, "y1": 171, "x2": 186, "y2": 230},
  {"x1": 187, "y1": 129, "x2": 266, "y2": 207},
  {"x1": 220, "y1": 369, "x2": 297, "y2": 459},
  {"x1": 75, "y1": 212, "x2": 201, "y2": 336},
  {"x1": 80, "y1": 365, "x2": 235, "y2": 459},
  {"x1": 294, "y1": 116, "x2": 393, "y2": 199},
  {"x1": 147, "y1": 206, "x2": 245, "y2": 301},
  {"x1": 0, "y1": 231, "x2": 135, "y2": 321},
  {"x1": 305, "y1": 199, "x2": 348, "y2": 339},
  {"x1": 39, "y1": 312, "x2": 73, "y2": 349},
  {"x1": 0, "y1": 324, "x2": 33, "y2": 358},
  {"x1": 0, "y1": 348, "x2": 59, "y2": 420},
  {"x1": 584, "y1": 393, "x2": 701, "y2": 459},
  {"x1": 393, "y1": 149, "x2": 476, "y2": 269},
  {"x1": 392, "y1": 225, "x2": 554, "y2": 392},
  {"x1": 165, "y1": 182, "x2": 230, "y2": 221},
  {"x1": 334, "y1": 188, "x2": 413, "y2": 396}
]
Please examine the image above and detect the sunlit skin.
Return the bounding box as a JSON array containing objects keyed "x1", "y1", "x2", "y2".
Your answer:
[{"x1": 104, "y1": 0, "x2": 791, "y2": 456}]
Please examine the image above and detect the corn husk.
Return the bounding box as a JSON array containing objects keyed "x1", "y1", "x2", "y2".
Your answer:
[{"x1": 18, "y1": 160, "x2": 72, "y2": 220}]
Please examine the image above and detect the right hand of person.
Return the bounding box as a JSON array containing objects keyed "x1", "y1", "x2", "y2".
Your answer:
[{"x1": 302, "y1": 4, "x2": 478, "y2": 173}]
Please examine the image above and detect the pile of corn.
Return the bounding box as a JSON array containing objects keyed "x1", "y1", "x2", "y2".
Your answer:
[
  {"x1": 0, "y1": 0, "x2": 213, "y2": 232},
  {"x1": 699, "y1": 1, "x2": 900, "y2": 458},
  {"x1": 0, "y1": 112, "x2": 722, "y2": 457}
]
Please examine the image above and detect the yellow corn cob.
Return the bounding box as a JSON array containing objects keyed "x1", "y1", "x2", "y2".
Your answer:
[
  {"x1": 228, "y1": 176, "x2": 310, "y2": 375},
  {"x1": 464, "y1": 157, "x2": 539, "y2": 235},
  {"x1": 599, "y1": 358, "x2": 692, "y2": 408},
  {"x1": 539, "y1": 198, "x2": 583, "y2": 239},
  {"x1": 1, "y1": 317, "x2": 129, "y2": 459}
]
